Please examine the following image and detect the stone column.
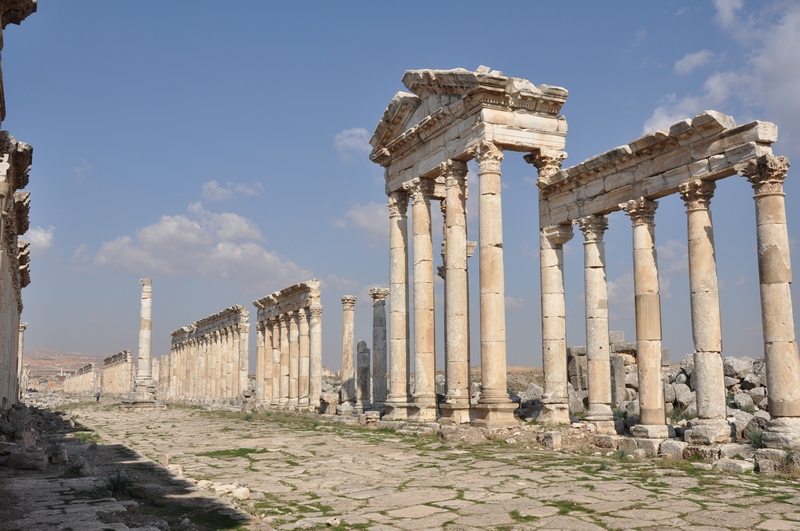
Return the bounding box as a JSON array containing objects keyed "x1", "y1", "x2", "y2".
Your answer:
[
  {"x1": 238, "y1": 320, "x2": 249, "y2": 398},
  {"x1": 539, "y1": 225, "x2": 573, "y2": 424},
  {"x1": 263, "y1": 320, "x2": 274, "y2": 406},
  {"x1": 134, "y1": 278, "x2": 155, "y2": 400},
  {"x1": 298, "y1": 308, "x2": 310, "y2": 408},
  {"x1": 679, "y1": 180, "x2": 730, "y2": 444},
  {"x1": 228, "y1": 326, "x2": 237, "y2": 398},
  {"x1": 17, "y1": 322, "x2": 26, "y2": 400},
  {"x1": 255, "y1": 323, "x2": 265, "y2": 402},
  {"x1": 622, "y1": 197, "x2": 667, "y2": 437},
  {"x1": 576, "y1": 215, "x2": 614, "y2": 432},
  {"x1": 386, "y1": 191, "x2": 411, "y2": 419},
  {"x1": 197, "y1": 338, "x2": 206, "y2": 402},
  {"x1": 470, "y1": 140, "x2": 516, "y2": 427},
  {"x1": 405, "y1": 177, "x2": 437, "y2": 421},
  {"x1": 220, "y1": 329, "x2": 229, "y2": 398},
  {"x1": 339, "y1": 295, "x2": 357, "y2": 414},
  {"x1": 368, "y1": 288, "x2": 389, "y2": 410},
  {"x1": 279, "y1": 314, "x2": 290, "y2": 406},
  {"x1": 357, "y1": 340, "x2": 371, "y2": 411},
  {"x1": 440, "y1": 159, "x2": 471, "y2": 425},
  {"x1": 739, "y1": 155, "x2": 800, "y2": 449},
  {"x1": 287, "y1": 311, "x2": 299, "y2": 408},
  {"x1": 308, "y1": 303, "x2": 323, "y2": 412},
  {"x1": 270, "y1": 317, "x2": 281, "y2": 406}
]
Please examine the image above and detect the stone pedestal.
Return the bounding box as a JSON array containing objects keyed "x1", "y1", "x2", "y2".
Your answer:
[{"x1": 472, "y1": 402, "x2": 519, "y2": 429}]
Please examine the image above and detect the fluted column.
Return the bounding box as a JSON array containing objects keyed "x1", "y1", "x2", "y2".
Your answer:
[
  {"x1": 308, "y1": 304, "x2": 323, "y2": 412},
  {"x1": 622, "y1": 197, "x2": 667, "y2": 437},
  {"x1": 577, "y1": 215, "x2": 614, "y2": 430},
  {"x1": 263, "y1": 321, "x2": 274, "y2": 405},
  {"x1": 679, "y1": 180, "x2": 730, "y2": 443},
  {"x1": 470, "y1": 141, "x2": 516, "y2": 428},
  {"x1": 238, "y1": 321, "x2": 249, "y2": 397},
  {"x1": 386, "y1": 191, "x2": 411, "y2": 419},
  {"x1": 369, "y1": 288, "x2": 390, "y2": 410},
  {"x1": 279, "y1": 315, "x2": 290, "y2": 405},
  {"x1": 405, "y1": 177, "x2": 437, "y2": 421},
  {"x1": 287, "y1": 311, "x2": 299, "y2": 408},
  {"x1": 298, "y1": 308, "x2": 310, "y2": 408},
  {"x1": 539, "y1": 224, "x2": 573, "y2": 424},
  {"x1": 270, "y1": 317, "x2": 281, "y2": 406},
  {"x1": 256, "y1": 323, "x2": 265, "y2": 402},
  {"x1": 739, "y1": 155, "x2": 800, "y2": 449},
  {"x1": 440, "y1": 159, "x2": 471, "y2": 424},
  {"x1": 340, "y1": 295, "x2": 357, "y2": 413}
]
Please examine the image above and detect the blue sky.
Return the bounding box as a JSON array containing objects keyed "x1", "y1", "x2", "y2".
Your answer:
[{"x1": 5, "y1": 0, "x2": 800, "y2": 371}]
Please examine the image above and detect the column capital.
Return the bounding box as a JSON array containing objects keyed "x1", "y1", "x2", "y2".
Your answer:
[
  {"x1": 679, "y1": 179, "x2": 716, "y2": 211},
  {"x1": 368, "y1": 287, "x2": 390, "y2": 305},
  {"x1": 524, "y1": 148, "x2": 568, "y2": 187},
  {"x1": 439, "y1": 159, "x2": 468, "y2": 185},
  {"x1": 308, "y1": 303, "x2": 323, "y2": 318},
  {"x1": 543, "y1": 224, "x2": 574, "y2": 246},
  {"x1": 297, "y1": 307, "x2": 306, "y2": 319},
  {"x1": 268, "y1": 316, "x2": 279, "y2": 327},
  {"x1": 621, "y1": 197, "x2": 658, "y2": 226},
  {"x1": 575, "y1": 214, "x2": 608, "y2": 242},
  {"x1": 403, "y1": 177, "x2": 435, "y2": 205},
  {"x1": 738, "y1": 154, "x2": 790, "y2": 196},
  {"x1": 470, "y1": 140, "x2": 503, "y2": 173},
  {"x1": 341, "y1": 295, "x2": 357, "y2": 311},
  {"x1": 387, "y1": 190, "x2": 408, "y2": 217}
]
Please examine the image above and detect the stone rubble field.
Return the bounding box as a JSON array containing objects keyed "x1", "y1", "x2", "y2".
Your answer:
[{"x1": 3, "y1": 400, "x2": 799, "y2": 530}]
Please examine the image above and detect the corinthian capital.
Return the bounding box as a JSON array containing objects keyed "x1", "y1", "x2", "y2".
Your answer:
[
  {"x1": 470, "y1": 140, "x2": 503, "y2": 174},
  {"x1": 679, "y1": 180, "x2": 716, "y2": 211},
  {"x1": 621, "y1": 197, "x2": 658, "y2": 226},
  {"x1": 403, "y1": 178, "x2": 435, "y2": 205},
  {"x1": 543, "y1": 224, "x2": 574, "y2": 246},
  {"x1": 575, "y1": 215, "x2": 608, "y2": 242},
  {"x1": 308, "y1": 303, "x2": 323, "y2": 318},
  {"x1": 341, "y1": 295, "x2": 357, "y2": 311},
  {"x1": 440, "y1": 159, "x2": 468, "y2": 185},
  {"x1": 368, "y1": 287, "x2": 390, "y2": 305},
  {"x1": 524, "y1": 148, "x2": 567, "y2": 187},
  {"x1": 387, "y1": 191, "x2": 408, "y2": 217},
  {"x1": 737, "y1": 154, "x2": 790, "y2": 196}
]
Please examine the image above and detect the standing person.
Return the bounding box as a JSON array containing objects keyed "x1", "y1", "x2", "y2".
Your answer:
[{"x1": 95, "y1": 391, "x2": 101, "y2": 402}]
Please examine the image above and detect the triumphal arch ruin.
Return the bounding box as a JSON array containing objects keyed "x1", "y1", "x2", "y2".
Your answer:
[{"x1": 371, "y1": 66, "x2": 800, "y2": 448}]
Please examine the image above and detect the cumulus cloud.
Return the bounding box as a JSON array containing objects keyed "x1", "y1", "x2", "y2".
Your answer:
[
  {"x1": 657, "y1": 239, "x2": 688, "y2": 275},
  {"x1": 505, "y1": 296, "x2": 525, "y2": 311},
  {"x1": 674, "y1": 50, "x2": 716, "y2": 76},
  {"x1": 25, "y1": 226, "x2": 55, "y2": 256},
  {"x1": 201, "y1": 180, "x2": 263, "y2": 202},
  {"x1": 334, "y1": 128, "x2": 372, "y2": 162},
  {"x1": 94, "y1": 203, "x2": 310, "y2": 291},
  {"x1": 333, "y1": 201, "x2": 388, "y2": 243},
  {"x1": 714, "y1": 0, "x2": 744, "y2": 28}
]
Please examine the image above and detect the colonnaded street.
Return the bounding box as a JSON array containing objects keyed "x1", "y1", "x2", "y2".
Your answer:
[{"x1": 6, "y1": 399, "x2": 800, "y2": 531}]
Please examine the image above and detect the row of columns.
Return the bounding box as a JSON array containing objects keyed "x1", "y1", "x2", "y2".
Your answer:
[{"x1": 255, "y1": 305, "x2": 323, "y2": 411}]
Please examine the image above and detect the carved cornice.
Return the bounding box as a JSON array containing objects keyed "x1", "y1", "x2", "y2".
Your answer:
[
  {"x1": 737, "y1": 154, "x2": 790, "y2": 196},
  {"x1": 524, "y1": 148, "x2": 567, "y2": 188},
  {"x1": 575, "y1": 215, "x2": 608, "y2": 242},
  {"x1": 542, "y1": 224, "x2": 574, "y2": 246},
  {"x1": 13, "y1": 189, "x2": 28, "y2": 235},
  {"x1": 2, "y1": 0, "x2": 36, "y2": 29},
  {"x1": 470, "y1": 140, "x2": 503, "y2": 174},
  {"x1": 368, "y1": 287, "x2": 390, "y2": 304},
  {"x1": 387, "y1": 190, "x2": 408, "y2": 217},
  {"x1": 621, "y1": 197, "x2": 658, "y2": 226},
  {"x1": 341, "y1": 295, "x2": 357, "y2": 311},
  {"x1": 403, "y1": 177, "x2": 435, "y2": 205},
  {"x1": 679, "y1": 180, "x2": 716, "y2": 211}
]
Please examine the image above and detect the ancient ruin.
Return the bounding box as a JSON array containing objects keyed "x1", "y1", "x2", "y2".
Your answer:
[
  {"x1": 102, "y1": 350, "x2": 133, "y2": 396},
  {"x1": 253, "y1": 280, "x2": 322, "y2": 411},
  {"x1": 368, "y1": 287, "x2": 389, "y2": 409},
  {"x1": 62, "y1": 363, "x2": 99, "y2": 396},
  {"x1": 167, "y1": 305, "x2": 250, "y2": 404}
]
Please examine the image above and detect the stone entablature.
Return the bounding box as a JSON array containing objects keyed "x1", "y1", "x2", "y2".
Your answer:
[
  {"x1": 168, "y1": 305, "x2": 250, "y2": 403},
  {"x1": 63, "y1": 363, "x2": 100, "y2": 395},
  {"x1": 253, "y1": 279, "x2": 322, "y2": 412},
  {"x1": 102, "y1": 350, "x2": 133, "y2": 396}
]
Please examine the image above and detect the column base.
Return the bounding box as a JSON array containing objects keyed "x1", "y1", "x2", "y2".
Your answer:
[
  {"x1": 472, "y1": 402, "x2": 518, "y2": 429},
  {"x1": 119, "y1": 392, "x2": 167, "y2": 412},
  {"x1": 537, "y1": 403, "x2": 570, "y2": 425},
  {"x1": 337, "y1": 402, "x2": 356, "y2": 416},
  {"x1": 383, "y1": 401, "x2": 411, "y2": 420},
  {"x1": 439, "y1": 403, "x2": 471, "y2": 425},
  {"x1": 763, "y1": 417, "x2": 800, "y2": 450},
  {"x1": 630, "y1": 424, "x2": 672, "y2": 439},
  {"x1": 298, "y1": 398, "x2": 309, "y2": 408},
  {"x1": 585, "y1": 403, "x2": 614, "y2": 422},
  {"x1": 408, "y1": 402, "x2": 438, "y2": 422},
  {"x1": 684, "y1": 418, "x2": 732, "y2": 444},
  {"x1": 590, "y1": 420, "x2": 617, "y2": 435}
]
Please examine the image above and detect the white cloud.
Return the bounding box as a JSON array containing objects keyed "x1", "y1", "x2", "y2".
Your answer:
[
  {"x1": 674, "y1": 50, "x2": 716, "y2": 76},
  {"x1": 94, "y1": 203, "x2": 309, "y2": 290},
  {"x1": 607, "y1": 270, "x2": 634, "y2": 320},
  {"x1": 633, "y1": 27, "x2": 647, "y2": 45},
  {"x1": 333, "y1": 201, "x2": 388, "y2": 242},
  {"x1": 71, "y1": 243, "x2": 90, "y2": 272},
  {"x1": 201, "y1": 180, "x2": 263, "y2": 202},
  {"x1": 25, "y1": 226, "x2": 55, "y2": 256},
  {"x1": 505, "y1": 296, "x2": 525, "y2": 311},
  {"x1": 657, "y1": 239, "x2": 688, "y2": 275},
  {"x1": 334, "y1": 128, "x2": 372, "y2": 162},
  {"x1": 323, "y1": 274, "x2": 361, "y2": 292},
  {"x1": 70, "y1": 159, "x2": 92, "y2": 179},
  {"x1": 714, "y1": 0, "x2": 744, "y2": 28}
]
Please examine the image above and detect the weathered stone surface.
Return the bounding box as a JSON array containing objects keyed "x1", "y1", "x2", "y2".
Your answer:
[
  {"x1": 715, "y1": 458, "x2": 755, "y2": 473},
  {"x1": 658, "y1": 439, "x2": 687, "y2": 459},
  {"x1": 674, "y1": 383, "x2": 693, "y2": 408},
  {"x1": 724, "y1": 356, "x2": 755, "y2": 379},
  {"x1": 5, "y1": 450, "x2": 47, "y2": 470}
]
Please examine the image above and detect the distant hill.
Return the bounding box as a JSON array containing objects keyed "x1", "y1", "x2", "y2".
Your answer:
[{"x1": 22, "y1": 349, "x2": 107, "y2": 378}]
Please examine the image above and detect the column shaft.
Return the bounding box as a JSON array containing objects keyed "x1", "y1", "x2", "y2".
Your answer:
[
  {"x1": 387, "y1": 191, "x2": 410, "y2": 418},
  {"x1": 368, "y1": 289, "x2": 389, "y2": 409},
  {"x1": 298, "y1": 308, "x2": 310, "y2": 408},
  {"x1": 341, "y1": 296, "x2": 357, "y2": 410},
  {"x1": 279, "y1": 316, "x2": 290, "y2": 405},
  {"x1": 308, "y1": 304, "x2": 323, "y2": 412}
]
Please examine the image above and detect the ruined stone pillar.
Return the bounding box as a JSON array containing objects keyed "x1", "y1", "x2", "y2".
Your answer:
[
  {"x1": 238, "y1": 320, "x2": 249, "y2": 397},
  {"x1": 308, "y1": 303, "x2": 323, "y2": 412},
  {"x1": 470, "y1": 140, "x2": 516, "y2": 428},
  {"x1": 340, "y1": 295, "x2": 357, "y2": 414},
  {"x1": 17, "y1": 322, "x2": 26, "y2": 400},
  {"x1": 406, "y1": 177, "x2": 437, "y2": 421},
  {"x1": 220, "y1": 329, "x2": 229, "y2": 398},
  {"x1": 386, "y1": 191, "x2": 411, "y2": 419},
  {"x1": 539, "y1": 225, "x2": 573, "y2": 424},
  {"x1": 134, "y1": 278, "x2": 155, "y2": 400},
  {"x1": 576, "y1": 215, "x2": 614, "y2": 431},
  {"x1": 270, "y1": 317, "x2": 281, "y2": 406},
  {"x1": 357, "y1": 340, "x2": 371, "y2": 411},
  {"x1": 622, "y1": 198, "x2": 667, "y2": 437},
  {"x1": 439, "y1": 160, "x2": 471, "y2": 425},
  {"x1": 679, "y1": 180, "x2": 730, "y2": 444},
  {"x1": 279, "y1": 315, "x2": 290, "y2": 406},
  {"x1": 287, "y1": 311, "x2": 299, "y2": 408},
  {"x1": 197, "y1": 338, "x2": 206, "y2": 402},
  {"x1": 298, "y1": 308, "x2": 310, "y2": 408},
  {"x1": 255, "y1": 323, "x2": 265, "y2": 402},
  {"x1": 368, "y1": 288, "x2": 389, "y2": 410},
  {"x1": 739, "y1": 155, "x2": 800, "y2": 449},
  {"x1": 263, "y1": 320, "x2": 274, "y2": 405}
]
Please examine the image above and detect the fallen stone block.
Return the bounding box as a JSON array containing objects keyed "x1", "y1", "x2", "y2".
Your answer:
[
  {"x1": 5, "y1": 450, "x2": 48, "y2": 470},
  {"x1": 543, "y1": 431, "x2": 561, "y2": 449},
  {"x1": 715, "y1": 458, "x2": 755, "y2": 473},
  {"x1": 659, "y1": 439, "x2": 687, "y2": 459}
]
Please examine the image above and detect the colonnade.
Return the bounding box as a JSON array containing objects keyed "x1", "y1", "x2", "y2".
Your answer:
[
  {"x1": 254, "y1": 280, "x2": 323, "y2": 412},
  {"x1": 168, "y1": 305, "x2": 250, "y2": 402},
  {"x1": 62, "y1": 364, "x2": 100, "y2": 395},
  {"x1": 102, "y1": 350, "x2": 133, "y2": 396}
]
